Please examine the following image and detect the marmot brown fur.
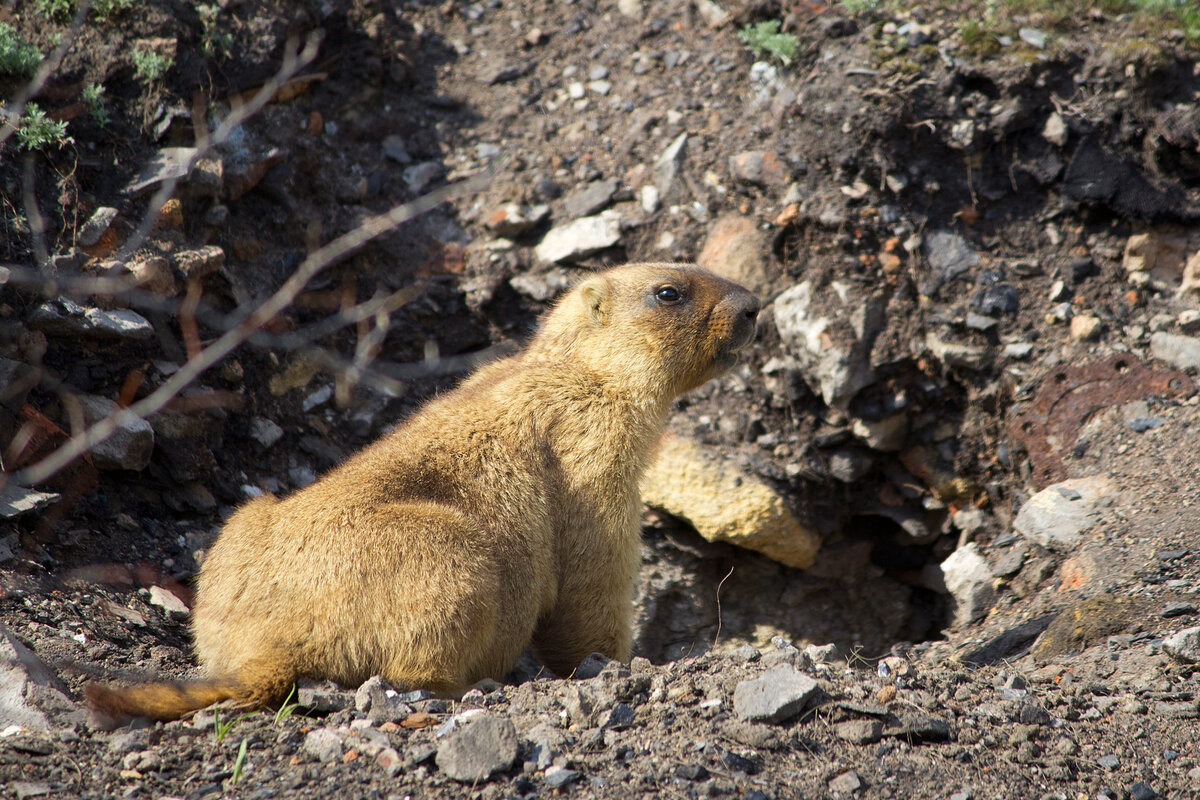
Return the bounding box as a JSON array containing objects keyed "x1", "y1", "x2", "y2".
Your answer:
[{"x1": 86, "y1": 263, "x2": 759, "y2": 721}]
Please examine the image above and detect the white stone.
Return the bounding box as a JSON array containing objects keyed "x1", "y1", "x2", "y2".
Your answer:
[
  {"x1": 940, "y1": 543, "x2": 995, "y2": 626},
  {"x1": 1013, "y1": 476, "x2": 1115, "y2": 550},
  {"x1": 1150, "y1": 332, "x2": 1200, "y2": 370},
  {"x1": 534, "y1": 211, "x2": 622, "y2": 264}
]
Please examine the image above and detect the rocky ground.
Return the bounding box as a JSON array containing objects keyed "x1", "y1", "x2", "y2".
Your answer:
[{"x1": 3, "y1": 0, "x2": 1200, "y2": 797}]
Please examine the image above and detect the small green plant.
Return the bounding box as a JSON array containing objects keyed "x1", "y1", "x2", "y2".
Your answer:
[
  {"x1": 35, "y1": 0, "x2": 73, "y2": 23},
  {"x1": 16, "y1": 104, "x2": 71, "y2": 151},
  {"x1": 132, "y1": 46, "x2": 172, "y2": 83},
  {"x1": 272, "y1": 684, "x2": 299, "y2": 725},
  {"x1": 81, "y1": 82, "x2": 109, "y2": 127},
  {"x1": 93, "y1": 0, "x2": 135, "y2": 18},
  {"x1": 213, "y1": 709, "x2": 251, "y2": 743},
  {"x1": 230, "y1": 737, "x2": 249, "y2": 785},
  {"x1": 737, "y1": 20, "x2": 800, "y2": 66},
  {"x1": 839, "y1": 0, "x2": 879, "y2": 12},
  {"x1": 197, "y1": 3, "x2": 233, "y2": 58},
  {"x1": 0, "y1": 23, "x2": 43, "y2": 77}
]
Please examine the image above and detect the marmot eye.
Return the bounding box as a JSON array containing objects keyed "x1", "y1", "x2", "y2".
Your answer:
[{"x1": 655, "y1": 286, "x2": 682, "y2": 304}]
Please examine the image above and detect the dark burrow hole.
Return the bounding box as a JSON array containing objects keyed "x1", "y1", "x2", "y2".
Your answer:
[{"x1": 630, "y1": 511, "x2": 949, "y2": 666}]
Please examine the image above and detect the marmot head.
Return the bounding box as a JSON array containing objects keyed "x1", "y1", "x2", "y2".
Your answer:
[{"x1": 533, "y1": 263, "x2": 760, "y2": 403}]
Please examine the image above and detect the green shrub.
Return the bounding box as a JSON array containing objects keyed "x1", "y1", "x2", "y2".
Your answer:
[
  {"x1": 35, "y1": 0, "x2": 73, "y2": 22},
  {"x1": 93, "y1": 0, "x2": 135, "y2": 18},
  {"x1": 737, "y1": 21, "x2": 800, "y2": 66},
  {"x1": 132, "y1": 46, "x2": 172, "y2": 83},
  {"x1": 0, "y1": 23, "x2": 43, "y2": 77},
  {"x1": 16, "y1": 104, "x2": 70, "y2": 151},
  {"x1": 82, "y1": 82, "x2": 109, "y2": 127}
]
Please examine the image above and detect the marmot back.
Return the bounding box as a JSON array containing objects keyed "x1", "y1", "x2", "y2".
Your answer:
[{"x1": 86, "y1": 263, "x2": 759, "y2": 721}]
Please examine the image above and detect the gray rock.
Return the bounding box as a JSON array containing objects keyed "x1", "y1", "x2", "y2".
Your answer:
[
  {"x1": 965, "y1": 311, "x2": 998, "y2": 331},
  {"x1": 298, "y1": 684, "x2": 354, "y2": 713},
  {"x1": 773, "y1": 281, "x2": 881, "y2": 408},
  {"x1": 574, "y1": 652, "x2": 617, "y2": 680},
  {"x1": 829, "y1": 770, "x2": 862, "y2": 794},
  {"x1": 1013, "y1": 477, "x2": 1114, "y2": 550},
  {"x1": 1018, "y1": 27, "x2": 1046, "y2": 48},
  {"x1": 0, "y1": 624, "x2": 80, "y2": 732},
  {"x1": 78, "y1": 207, "x2": 118, "y2": 246},
  {"x1": 940, "y1": 543, "x2": 996, "y2": 626},
  {"x1": 885, "y1": 715, "x2": 952, "y2": 741},
  {"x1": 12, "y1": 782, "x2": 51, "y2": 800},
  {"x1": 564, "y1": 178, "x2": 618, "y2": 218},
  {"x1": 249, "y1": 417, "x2": 284, "y2": 449},
  {"x1": 485, "y1": 203, "x2": 550, "y2": 238},
  {"x1": 597, "y1": 702, "x2": 635, "y2": 730},
  {"x1": 836, "y1": 719, "x2": 883, "y2": 744},
  {"x1": 147, "y1": 586, "x2": 189, "y2": 620},
  {"x1": 1150, "y1": 332, "x2": 1200, "y2": 370},
  {"x1": 355, "y1": 676, "x2": 414, "y2": 724},
  {"x1": 509, "y1": 268, "x2": 574, "y2": 301},
  {"x1": 29, "y1": 299, "x2": 154, "y2": 342},
  {"x1": 403, "y1": 161, "x2": 445, "y2": 194},
  {"x1": 382, "y1": 135, "x2": 411, "y2": 164},
  {"x1": 174, "y1": 245, "x2": 225, "y2": 281},
  {"x1": 1163, "y1": 626, "x2": 1200, "y2": 663},
  {"x1": 124, "y1": 146, "x2": 197, "y2": 194},
  {"x1": 435, "y1": 715, "x2": 519, "y2": 782},
  {"x1": 1097, "y1": 753, "x2": 1120, "y2": 769},
  {"x1": 545, "y1": 765, "x2": 582, "y2": 788},
  {"x1": 77, "y1": 394, "x2": 154, "y2": 471},
  {"x1": 0, "y1": 485, "x2": 59, "y2": 519},
  {"x1": 803, "y1": 643, "x2": 842, "y2": 665},
  {"x1": 654, "y1": 133, "x2": 688, "y2": 200},
  {"x1": 732, "y1": 665, "x2": 818, "y2": 724},
  {"x1": 922, "y1": 230, "x2": 979, "y2": 296},
  {"x1": 534, "y1": 211, "x2": 622, "y2": 264},
  {"x1": 302, "y1": 728, "x2": 344, "y2": 763}
]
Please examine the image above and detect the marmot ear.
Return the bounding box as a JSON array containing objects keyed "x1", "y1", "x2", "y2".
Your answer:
[{"x1": 578, "y1": 278, "x2": 610, "y2": 325}]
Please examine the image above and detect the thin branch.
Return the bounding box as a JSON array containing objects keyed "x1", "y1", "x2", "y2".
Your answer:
[{"x1": 12, "y1": 167, "x2": 495, "y2": 487}]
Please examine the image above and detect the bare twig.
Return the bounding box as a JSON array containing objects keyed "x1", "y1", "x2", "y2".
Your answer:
[{"x1": 12, "y1": 167, "x2": 494, "y2": 487}]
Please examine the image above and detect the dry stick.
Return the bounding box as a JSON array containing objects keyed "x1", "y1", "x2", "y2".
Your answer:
[
  {"x1": 12, "y1": 166, "x2": 494, "y2": 488},
  {"x1": 713, "y1": 564, "x2": 735, "y2": 646}
]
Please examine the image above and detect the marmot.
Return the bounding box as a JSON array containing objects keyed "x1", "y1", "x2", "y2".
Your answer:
[{"x1": 86, "y1": 263, "x2": 759, "y2": 720}]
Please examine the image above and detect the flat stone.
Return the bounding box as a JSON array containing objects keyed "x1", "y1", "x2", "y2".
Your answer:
[
  {"x1": 563, "y1": 178, "x2": 618, "y2": 219},
  {"x1": 0, "y1": 623, "x2": 80, "y2": 732},
  {"x1": 29, "y1": 299, "x2": 154, "y2": 342},
  {"x1": 1150, "y1": 332, "x2": 1200, "y2": 370},
  {"x1": 1163, "y1": 626, "x2": 1200, "y2": 663},
  {"x1": 729, "y1": 150, "x2": 790, "y2": 187},
  {"x1": 884, "y1": 714, "x2": 952, "y2": 741},
  {"x1": 435, "y1": 715, "x2": 519, "y2": 782},
  {"x1": 403, "y1": 161, "x2": 445, "y2": 194},
  {"x1": 1013, "y1": 476, "x2": 1114, "y2": 550},
  {"x1": 922, "y1": 230, "x2": 979, "y2": 296},
  {"x1": 124, "y1": 147, "x2": 197, "y2": 194},
  {"x1": 835, "y1": 719, "x2": 883, "y2": 744},
  {"x1": 12, "y1": 782, "x2": 51, "y2": 800},
  {"x1": 1097, "y1": 753, "x2": 1120, "y2": 769},
  {"x1": 534, "y1": 211, "x2": 622, "y2": 264},
  {"x1": 249, "y1": 417, "x2": 284, "y2": 449},
  {"x1": 641, "y1": 435, "x2": 819, "y2": 568},
  {"x1": 147, "y1": 586, "x2": 189, "y2": 620},
  {"x1": 0, "y1": 485, "x2": 59, "y2": 519},
  {"x1": 78, "y1": 207, "x2": 118, "y2": 246},
  {"x1": 298, "y1": 684, "x2": 354, "y2": 713},
  {"x1": 78, "y1": 394, "x2": 155, "y2": 471},
  {"x1": 545, "y1": 765, "x2": 582, "y2": 788},
  {"x1": 829, "y1": 770, "x2": 862, "y2": 794},
  {"x1": 732, "y1": 665, "x2": 819, "y2": 724},
  {"x1": 173, "y1": 245, "x2": 225, "y2": 280},
  {"x1": 485, "y1": 203, "x2": 550, "y2": 238}
]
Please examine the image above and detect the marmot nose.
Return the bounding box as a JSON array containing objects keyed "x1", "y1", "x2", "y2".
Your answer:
[{"x1": 735, "y1": 292, "x2": 761, "y2": 322}]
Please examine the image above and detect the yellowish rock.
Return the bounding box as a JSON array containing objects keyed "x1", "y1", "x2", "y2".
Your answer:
[{"x1": 640, "y1": 434, "x2": 820, "y2": 568}]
